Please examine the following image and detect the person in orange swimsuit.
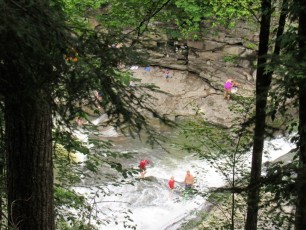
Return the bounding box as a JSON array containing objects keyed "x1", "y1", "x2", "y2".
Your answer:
[{"x1": 184, "y1": 170, "x2": 194, "y2": 191}]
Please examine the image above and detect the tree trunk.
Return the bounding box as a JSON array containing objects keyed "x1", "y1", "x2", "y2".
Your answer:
[
  {"x1": 245, "y1": 0, "x2": 272, "y2": 229},
  {"x1": 0, "y1": 153, "x2": 4, "y2": 229},
  {"x1": 295, "y1": 0, "x2": 306, "y2": 228},
  {"x1": 0, "y1": 112, "x2": 4, "y2": 230},
  {"x1": 5, "y1": 89, "x2": 55, "y2": 230}
]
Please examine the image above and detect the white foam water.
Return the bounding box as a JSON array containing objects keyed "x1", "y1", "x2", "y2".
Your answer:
[
  {"x1": 72, "y1": 154, "x2": 226, "y2": 230},
  {"x1": 263, "y1": 135, "x2": 296, "y2": 163},
  {"x1": 91, "y1": 114, "x2": 109, "y2": 126},
  {"x1": 71, "y1": 134, "x2": 296, "y2": 230}
]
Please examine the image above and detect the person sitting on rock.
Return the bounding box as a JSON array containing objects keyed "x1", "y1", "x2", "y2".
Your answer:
[
  {"x1": 224, "y1": 79, "x2": 233, "y2": 100},
  {"x1": 224, "y1": 79, "x2": 239, "y2": 100}
]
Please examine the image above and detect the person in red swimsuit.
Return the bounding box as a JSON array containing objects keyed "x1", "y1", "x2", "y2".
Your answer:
[
  {"x1": 168, "y1": 176, "x2": 175, "y2": 189},
  {"x1": 168, "y1": 176, "x2": 175, "y2": 198},
  {"x1": 139, "y1": 160, "x2": 149, "y2": 178}
]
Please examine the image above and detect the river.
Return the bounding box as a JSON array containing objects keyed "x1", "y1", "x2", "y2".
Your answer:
[{"x1": 73, "y1": 120, "x2": 296, "y2": 230}]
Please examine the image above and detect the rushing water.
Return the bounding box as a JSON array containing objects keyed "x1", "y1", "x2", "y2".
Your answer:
[{"x1": 73, "y1": 120, "x2": 296, "y2": 230}]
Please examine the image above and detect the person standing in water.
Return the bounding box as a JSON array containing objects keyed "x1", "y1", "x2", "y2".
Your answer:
[
  {"x1": 183, "y1": 170, "x2": 194, "y2": 202},
  {"x1": 184, "y1": 170, "x2": 194, "y2": 191},
  {"x1": 168, "y1": 176, "x2": 175, "y2": 198},
  {"x1": 139, "y1": 159, "x2": 149, "y2": 178}
]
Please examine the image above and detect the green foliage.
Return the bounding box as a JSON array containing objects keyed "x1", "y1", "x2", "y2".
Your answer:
[
  {"x1": 0, "y1": 0, "x2": 183, "y2": 228},
  {"x1": 256, "y1": 159, "x2": 297, "y2": 229},
  {"x1": 93, "y1": 0, "x2": 259, "y2": 41},
  {"x1": 57, "y1": 220, "x2": 98, "y2": 230},
  {"x1": 180, "y1": 96, "x2": 254, "y2": 186},
  {"x1": 185, "y1": 192, "x2": 247, "y2": 229},
  {"x1": 223, "y1": 54, "x2": 239, "y2": 64},
  {"x1": 53, "y1": 129, "x2": 141, "y2": 228},
  {"x1": 54, "y1": 187, "x2": 85, "y2": 210},
  {"x1": 263, "y1": 20, "x2": 300, "y2": 136},
  {"x1": 95, "y1": 0, "x2": 172, "y2": 37},
  {"x1": 245, "y1": 41, "x2": 258, "y2": 50},
  {"x1": 178, "y1": 96, "x2": 255, "y2": 228},
  {"x1": 54, "y1": 143, "x2": 92, "y2": 228},
  {"x1": 54, "y1": 184, "x2": 94, "y2": 228}
]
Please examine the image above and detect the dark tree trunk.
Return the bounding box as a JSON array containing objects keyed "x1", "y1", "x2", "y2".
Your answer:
[
  {"x1": 0, "y1": 154, "x2": 4, "y2": 229},
  {"x1": 5, "y1": 89, "x2": 55, "y2": 230},
  {"x1": 245, "y1": 0, "x2": 272, "y2": 229},
  {"x1": 0, "y1": 112, "x2": 4, "y2": 229},
  {"x1": 295, "y1": 0, "x2": 306, "y2": 228}
]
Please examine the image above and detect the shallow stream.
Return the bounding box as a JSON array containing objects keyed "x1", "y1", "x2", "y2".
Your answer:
[{"x1": 73, "y1": 120, "x2": 296, "y2": 230}]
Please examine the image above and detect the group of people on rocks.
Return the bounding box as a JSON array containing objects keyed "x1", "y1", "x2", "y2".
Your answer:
[
  {"x1": 143, "y1": 66, "x2": 242, "y2": 99},
  {"x1": 143, "y1": 66, "x2": 171, "y2": 81},
  {"x1": 145, "y1": 66, "x2": 240, "y2": 98},
  {"x1": 138, "y1": 159, "x2": 195, "y2": 198}
]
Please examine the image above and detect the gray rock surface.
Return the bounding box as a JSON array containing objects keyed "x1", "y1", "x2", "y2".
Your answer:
[
  {"x1": 131, "y1": 23, "x2": 258, "y2": 127},
  {"x1": 132, "y1": 67, "x2": 248, "y2": 128}
]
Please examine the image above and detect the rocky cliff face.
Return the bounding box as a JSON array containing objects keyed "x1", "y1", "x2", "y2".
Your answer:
[{"x1": 132, "y1": 22, "x2": 258, "y2": 128}]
